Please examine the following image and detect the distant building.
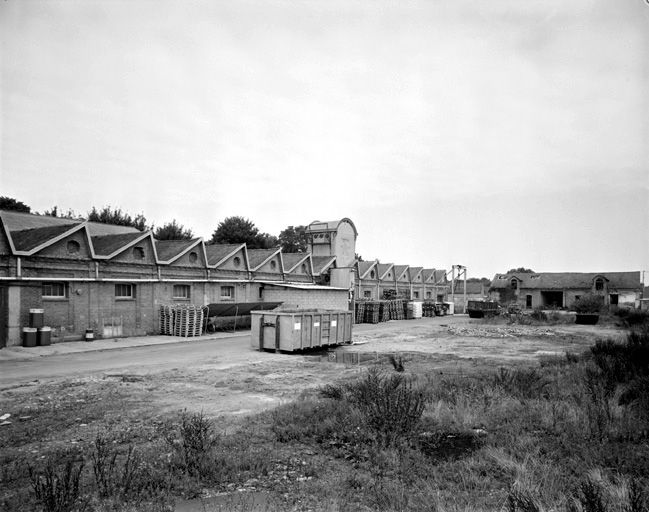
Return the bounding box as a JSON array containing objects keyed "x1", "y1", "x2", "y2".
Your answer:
[{"x1": 489, "y1": 271, "x2": 642, "y2": 309}]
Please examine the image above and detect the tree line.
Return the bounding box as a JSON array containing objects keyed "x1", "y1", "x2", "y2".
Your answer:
[{"x1": 0, "y1": 196, "x2": 308, "y2": 251}]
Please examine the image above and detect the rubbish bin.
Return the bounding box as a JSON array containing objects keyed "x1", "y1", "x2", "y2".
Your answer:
[
  {"x1": 22, "y1": 327, "x2": 37, "y2": 347},
  {"x1": 85, "y1": 329, "x2": 94, "y2": 342},
  {"x1": 37, "y1": 326, "x2": 52, "y2": 346},
  {"x1": 29, "y1": 308, "x2": 44, "y2": 328}
]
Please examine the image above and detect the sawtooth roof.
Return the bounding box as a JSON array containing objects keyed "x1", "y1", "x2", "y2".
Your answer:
[
  {"x1": 204, "y1": 243, "x2": 244, "y2": 266},
  {"x1": 490, "y1": 272, "x2": 642, "y2": 290},
  {"x1": 247, "y1": 248, "x2": 281, "y2": 270},
  {"x1": 358, "y1": 260, "x2": 378, "y2": 279},
  {"x1": 155, "y1": 239, "x2": 200, "y2": 262},
  {"x1": 11, "y1": 223, "x2": 81, "y2": 252},
  {"x1": 377, "y1": 263, "x2": 394, "y2": 280},
  {"x1": 282, "y1": 253, "x2": 310, "y2": 272},
  {"x1": 91, "y1": 232, "x2": 147, "y2": 256},
  {"x1": 393, "y1": 265, "x2": 409, "y2": 280},
  {"x1": 311, "y1": 255, "x2": 336, "y2": 275}
]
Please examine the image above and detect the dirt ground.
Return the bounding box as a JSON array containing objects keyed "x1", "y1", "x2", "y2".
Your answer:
[
  {"x1": 0, "y1": 315, "x2": 627, "y2": 511},
  {"x1": 1, "y1": 315, "x2": 622, "y2": 421}
]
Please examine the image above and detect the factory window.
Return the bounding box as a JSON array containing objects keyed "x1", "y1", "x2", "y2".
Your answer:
[
  {"x1": 115, "y1": 283, "x2": 135, "y2": 299},
  {"x1": 426, "y1": 291, "x2": 432, "y2": 299},
  {"x1": 363, "y1": 290, "x2": 372, "y2": 298},
  {"x1": 413, "y1": 291, "x2": 420, "y2": 299},
  {"x1": 233, "y1": 256, "x2": 241, "y2": 267},
  {"x1": 188, "y1": 252, "x2": 198, "y2": 263},
  {"x1": 595, "y1": 278, "x2": 604, "y2": 291},
  {"x1": 173, "y1": 284, "x2": 190, "y2": 299},
  {"x1": 370, "y1": 270, "x2": 375, "y2": 279},
  {"x1": 301, "y1": 263, "x2": 307, "y2": 273},
  {"x1": 67, "y1": 240, "x2": 80, "y2": 254},
  {"x1": 270, "y1": 260, "x2": 277, "y2": 270},
  {"x1": 42, "y1": 282, "x2": 68, "y2": 298},
  {"x1": 133, "y1": 247, "x2": 145, "y2": 260},
  {"x1": 221, "y1": 286, "x2": 234, "y2": 299}
]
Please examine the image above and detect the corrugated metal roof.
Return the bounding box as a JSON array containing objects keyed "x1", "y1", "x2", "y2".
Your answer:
[{"x1": 490, "y1": 272, "x2": 642, "y2": 290}]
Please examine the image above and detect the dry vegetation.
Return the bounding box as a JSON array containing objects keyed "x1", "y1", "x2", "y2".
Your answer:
[{"x1": 1, "y1": 312, "x2": 648, "y2": 512}]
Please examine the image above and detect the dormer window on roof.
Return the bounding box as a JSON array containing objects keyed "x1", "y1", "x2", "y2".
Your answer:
[
  {"x1": 511, "y1": 278, "x2": 518, "y2": 289},
  {"x1": 595, "y1": 278, "x2": 604, "y2": 291}
]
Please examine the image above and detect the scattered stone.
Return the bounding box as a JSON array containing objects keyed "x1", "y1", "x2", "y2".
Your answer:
[
  {"x1": 0, "y1": 421, "x2": 11, "y2": 426},
  {"x1": 0, "y1": 413, "x2": 10, "y2": 421}
]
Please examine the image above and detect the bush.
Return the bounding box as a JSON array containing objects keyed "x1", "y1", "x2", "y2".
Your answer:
[
  {"x1": 572, "y1": 294, "x2": 604, "y2": 314},
  {"x1": 493, "y1": 367, "x2": 549, "y2": 400},
  {"x1": 347, "y1": 367, "x2": 429, "y2": 447},
  {"x1": 166, "y1": 411, "x2": 219, "y2": 479},
  {"x1": 29, "y1": 453, "x2": 86, "y2": 512}
]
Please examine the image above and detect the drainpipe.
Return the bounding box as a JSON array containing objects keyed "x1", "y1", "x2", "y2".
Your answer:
[
  {"x1": 16, "y1": 257, "x2": 21, "y2": 278},
  {"x1": 95, "y1": 262, "x2": 99, "y2": 280}
]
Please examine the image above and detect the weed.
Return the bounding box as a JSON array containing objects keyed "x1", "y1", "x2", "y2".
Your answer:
[
  {"x1": 506, "y1": 486, "x2": 541, "y2": 512},
  {"x1": 29, "y1": 453, "x2": 86, "y2": 512},
  {"x1": 348, "y1": 367, "x2": 429, "y2": 447},
  {"x1": 91, "y1": 435, "x2": 141, "y2": 499},
  {"x1": 166, "y1": 410, "x2": 219, "y2": 478},
  {"x1": 493, "y1": 367, "x2": 549, "y2": 400}
]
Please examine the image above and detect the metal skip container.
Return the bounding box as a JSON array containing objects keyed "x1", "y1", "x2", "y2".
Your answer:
[{"x1": 251, "y1": 309, "x2": 353, "y2": 352}]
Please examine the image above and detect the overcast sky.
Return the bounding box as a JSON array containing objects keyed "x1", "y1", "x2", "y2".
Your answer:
[{"x1": 1, "y1": 0, "x2": 647, "y2": 278}]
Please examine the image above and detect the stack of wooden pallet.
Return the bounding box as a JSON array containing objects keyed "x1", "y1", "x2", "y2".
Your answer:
[
  {"x1": 363, "y1": 302, "x2": 380, "y2": 324},
  {"x1": 159, "y1": 305, "x2": 206, "y2": 337},
  {"x1": 159, "y1": 305, "x2": 175, "y2": 335},
  {"x1": 354, "y1": 302, "x2": 366, "y2": 324},
  {"x1": 407, "y1": 301, "x2": 423, "y2": 319},
  {"x1": 379, "y1": 301, "x2": 391, "y2": 322},
  {"x1": 390, "y1": 299, "x2": 405, "y2": 320}
]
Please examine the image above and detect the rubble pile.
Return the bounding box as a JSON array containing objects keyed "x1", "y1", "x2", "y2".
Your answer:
[{"x1": 447, "y1": 326, "x2": 556, "y2": 338}]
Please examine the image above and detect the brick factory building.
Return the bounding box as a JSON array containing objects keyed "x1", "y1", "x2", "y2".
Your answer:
[{"x1": 0, "y1": 212, "x2": 449, "y2": 347}]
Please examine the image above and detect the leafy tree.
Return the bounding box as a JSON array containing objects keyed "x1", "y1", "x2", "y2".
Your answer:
[
  {"x1": 42, "y1": 206, "x2": 82, "y2": 219},
  {"x1": 278, "y1": 225, "x2": 307, "y2": 253},
  {"x1": 87, "y1": 206, "x2": 148, "y2": 231},
  {"x1": 506, "y1": 267, "x2": 535, "y2": 274},
  {"x1": 154, "y1": 220, "x2": 193, "y2": 240},
  {"x1": 210, "y1": 216, "x2": 277, "y2": 249},
  {"x1": 0, "y1": 196, "x2": 31, "y2": 213}
]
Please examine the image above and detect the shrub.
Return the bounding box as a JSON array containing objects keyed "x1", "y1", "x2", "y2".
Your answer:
[
  {"x1": 166, "y1": 411, "x2": 219, "y2": 478},
  {"x1": 29, "y1": 453, "x2": 86, "y2": 512},
  {"x1": 493, "y1": 367, "x2": 549, "y2": 400},
  {"x1": 347, "y1": 367, "x2": 429, "y2": 447},
  {"x1": 572, "y1": 294, "x2": 604, "y2": 314},
  {"x1": 90, "y1": 434, "x2": 151, "y2": 501}
]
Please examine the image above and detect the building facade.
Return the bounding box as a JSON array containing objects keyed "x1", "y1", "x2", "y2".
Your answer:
[{"x1": 489, "y1": 272, "x2": 642, "y2": 310}]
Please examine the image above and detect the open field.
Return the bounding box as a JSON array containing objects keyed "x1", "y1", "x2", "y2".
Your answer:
[{"x1": 1, "y1": 315, "x2": 647, "y2": 511}]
